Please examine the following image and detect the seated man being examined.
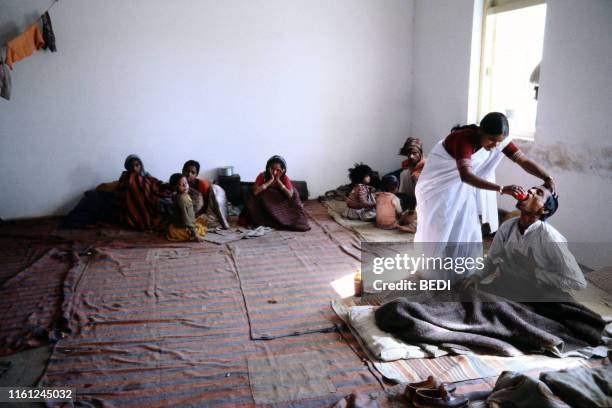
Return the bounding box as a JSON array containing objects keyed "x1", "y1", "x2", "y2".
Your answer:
[
  {"x1": 459, "y1": 184, "x2": 586, "y2": 300},
  {"x1": 375, "y1": 186, "x2": 604, "y2": 357}
]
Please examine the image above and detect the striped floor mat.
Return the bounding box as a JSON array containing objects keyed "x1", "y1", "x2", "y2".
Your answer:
[
  {"x1": 229, "y1": 203, "x2": 362, "y2": 339},
  {"x1": 0, "y1": 238, "x2": 55, "y2": 284},
  {"x1": 229, "y1": 232, "x2": 357, "y2": 339},
  {"x1": 35, "y1": 201, "x2": 383, "y2": 406},
  {"x1": 0, "y1": 247, "x2": 77, "y2": 356}
]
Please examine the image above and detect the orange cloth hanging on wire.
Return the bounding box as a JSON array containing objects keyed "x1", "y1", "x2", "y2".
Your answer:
[{"x1": 5, "y1": 22, "x2": 45, "y2": 69}]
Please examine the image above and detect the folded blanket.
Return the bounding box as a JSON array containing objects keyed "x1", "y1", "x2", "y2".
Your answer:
[
  {"x1": 375, "y1": 289, "x2": 606, "y2": 357},
  {"x1": 347, "y1": 306, "x2": 438, "y2": 361}
]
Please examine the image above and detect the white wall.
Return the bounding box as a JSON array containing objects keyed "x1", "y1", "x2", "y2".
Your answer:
[
  {"x1": 495, "y1": 0, "x2": 612, "y2": 267},
  {"x1": 410, "y1": 0, "x2": 480, "y2": 154},
  {"x1": 411, "y1": 0, "x2": 612, "y2": 265},
  {"x1": 0, "y1": 0, "x2": 414, "y2": 219}
]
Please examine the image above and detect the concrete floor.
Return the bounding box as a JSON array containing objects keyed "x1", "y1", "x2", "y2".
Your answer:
[{"x1": 0, "y1": 345, "x2": 52, "y2": 408}]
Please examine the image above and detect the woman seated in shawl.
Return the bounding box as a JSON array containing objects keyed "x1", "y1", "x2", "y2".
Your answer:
[
  {"x1": 241, "y1": 155, "x2": 310, "y2": 231},
  {"x1": 117, "y1": 154, "x2": 166, "y2": 231},
  {"x1": 384, "y1": 137, "x2": 426, "y2": 212}
]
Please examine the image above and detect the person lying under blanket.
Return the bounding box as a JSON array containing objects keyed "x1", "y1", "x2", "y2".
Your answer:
[{"x1": 457, "y1": 184, "x2": 586, "y2": 300}]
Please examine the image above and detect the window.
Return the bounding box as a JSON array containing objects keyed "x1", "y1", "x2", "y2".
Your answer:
[{"x1": 478, "y1": 0, "x2": 547, "y2": 140}]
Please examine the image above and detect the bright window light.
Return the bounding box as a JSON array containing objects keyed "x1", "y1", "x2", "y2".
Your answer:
[
  {"x1": 330, "y1": 272, "x2": 356, "y2": 298},
  {"x1": 479, "y1": 3, "x2": 546, "y2": 140}
]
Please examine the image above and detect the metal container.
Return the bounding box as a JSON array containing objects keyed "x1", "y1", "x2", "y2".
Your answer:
[{"x1": 218, "y1": 166, "x2": 234, "y2": 177}]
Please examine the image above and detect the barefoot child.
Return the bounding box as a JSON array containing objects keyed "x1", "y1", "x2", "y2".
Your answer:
[
  {"x1": 376, "y1": 175, "x2": 417, "y2": 232},
  {"x1": 166, "y1": 173, "x2": 206, "y2": 242},
  {"x1": 344, "y1": 163, "x2": 376, "y2": 221}
]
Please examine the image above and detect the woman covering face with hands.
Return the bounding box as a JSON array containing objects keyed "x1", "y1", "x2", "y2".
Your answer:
[
  {"x1": 254, "y1": 156, "x2": 294, "y2": 199},
  {"x1": 241, "y1": 155, "x2": 310, "y2": 231}
]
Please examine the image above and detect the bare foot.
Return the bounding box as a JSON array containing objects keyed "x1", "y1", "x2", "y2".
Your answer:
[{"x1": 398, "y1": 223, "x2": 416, "y2": 233}]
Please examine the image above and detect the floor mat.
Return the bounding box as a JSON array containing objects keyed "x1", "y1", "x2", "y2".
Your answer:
[
  {"x1": 39, "y1": 244, "x2": 255, "y2": 407},
  {"x1": 0, "y1": 238, "x2": 55, "y2": 284},
  {"x1": 324, "y1": 200, "x2": 414, "y2": 243},
  {"x1": 36, "y1": 222, "x2": 382, "y2": 406},
  {"x1": 249, "y1": 330, "x2": 383, "y2": 407},
  {"x1": 248, "y1": 350, "x2": 336, "y2": 404},
  {"x1": 0, "y1": 248, "x2": 78, "y2": 356},
  {"x1": 229, "y1": 224, "x2": 359, "y2": 339}
]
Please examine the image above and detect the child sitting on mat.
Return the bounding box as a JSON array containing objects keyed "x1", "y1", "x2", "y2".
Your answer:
[
  {"x1": 344, "y1": 163, "x2": 376, "y2": 221},
  {"x1": 376, "y1": 175, "x2": 417, "y2": 233},
  {"x1": 166, "y1": 173, "x2": 207, "y2": 242},
  {"x1": 182, "y1": 160, "x2": 210, "y2": 214}
]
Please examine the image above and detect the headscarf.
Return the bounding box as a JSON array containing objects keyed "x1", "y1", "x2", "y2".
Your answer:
[
  {"x1": 399, "y1": 137, "x2": 423, "y2": 158},
  {"x1": 398, "y1": 138, "x2": 425, "y2": 182},
  {"x1": 124, "y1": 154, "x2": 149, "y2": 177},
  {"x1": 263, "y1": 155, "x2": 287, "y2": 182}
]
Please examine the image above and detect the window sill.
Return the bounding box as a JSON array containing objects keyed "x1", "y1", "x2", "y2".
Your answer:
[{"x1": 510, "y1": 133, "x2": 535, "y2": 142}]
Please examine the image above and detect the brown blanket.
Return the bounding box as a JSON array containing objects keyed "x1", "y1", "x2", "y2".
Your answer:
[
  {"x1": 375, "y1": 289, "x2": 605, "y2": 356},
  {"x1": 244, "y1": 187, "x2": 310, "y2": 231}
]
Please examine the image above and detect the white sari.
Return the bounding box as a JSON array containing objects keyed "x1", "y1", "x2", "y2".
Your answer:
[{"x1": 414, "y1": 137, "x2": 512, "y2": 268}]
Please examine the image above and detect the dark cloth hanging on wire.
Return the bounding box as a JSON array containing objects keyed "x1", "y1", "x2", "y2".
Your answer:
[{"x1": 41, "y1": 12, "x2": 56, "y2": 52}]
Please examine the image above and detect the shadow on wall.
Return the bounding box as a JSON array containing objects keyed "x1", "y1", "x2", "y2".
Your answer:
[{"x1": 52, "y1": 163, "x2": 103, "y2": 216}]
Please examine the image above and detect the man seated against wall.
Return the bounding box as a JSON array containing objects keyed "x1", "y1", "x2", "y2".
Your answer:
[{"x1": 459, "y1": 185, "x2": 587, "y2": 301}]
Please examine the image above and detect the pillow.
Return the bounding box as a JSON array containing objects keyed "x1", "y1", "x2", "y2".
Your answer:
[
  {"x1": 348, "y1": 306, "x2": 435, "y2": 361},
  {"x1": 205, "y1": 184, "x2": 230, "y2": 229}
]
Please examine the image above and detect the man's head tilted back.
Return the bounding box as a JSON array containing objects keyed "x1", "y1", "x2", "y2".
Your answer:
[{"x1": 516, "y1": 185, "x2": 558, "y2": 221}]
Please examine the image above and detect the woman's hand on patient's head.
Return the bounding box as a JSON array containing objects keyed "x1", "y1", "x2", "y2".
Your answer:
[{"x1": 543, "y1": 177, "x2": 555, "y2": 193}]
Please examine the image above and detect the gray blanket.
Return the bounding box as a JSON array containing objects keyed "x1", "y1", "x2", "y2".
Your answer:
[{"x1": 374, "y1": 289, "x2": 606, "y2": 356}]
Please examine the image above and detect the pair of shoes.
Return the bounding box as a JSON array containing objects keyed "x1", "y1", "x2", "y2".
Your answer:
[{"x1": 405, "y1": 376, "x2": 468, "y2": 408}]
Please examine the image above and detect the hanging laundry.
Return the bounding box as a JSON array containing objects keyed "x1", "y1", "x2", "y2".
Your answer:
[
  {"x1": 0, "y1": 54, "x2": 10, "y2": 101},
  {"x1": 41, "y1": 12, "x2": 57, "y2": 52},
  {"x1": 5, "y1": 22, "x2": 45, "y2": 69}
]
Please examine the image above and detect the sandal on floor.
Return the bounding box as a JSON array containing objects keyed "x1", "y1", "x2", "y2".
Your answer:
[
  {"x1": 404, "y1": 376, "x2": 456, "y2": 401},
  {"x1": 413, "y1": 384, "x2": 468, "y2": 408}
]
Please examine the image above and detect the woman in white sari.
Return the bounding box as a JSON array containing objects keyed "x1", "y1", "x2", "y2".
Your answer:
[{"x1": 415, "y1": 113, "x2": 555, "y2": 274}]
